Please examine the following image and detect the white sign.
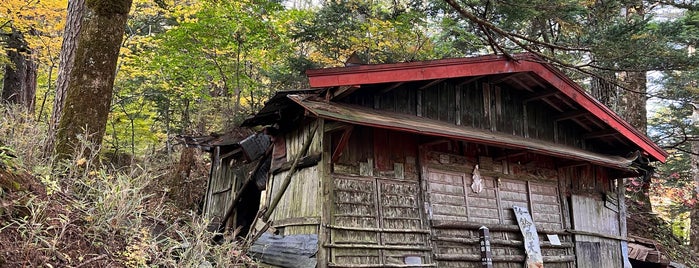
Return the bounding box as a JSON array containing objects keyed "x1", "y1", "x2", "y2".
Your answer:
[
  {"x1": 513, "y1": 206, "x2": 544, "y2": 268},
  {"x1": 546, "y1": 234, "x2": 561, "y2": 246}
]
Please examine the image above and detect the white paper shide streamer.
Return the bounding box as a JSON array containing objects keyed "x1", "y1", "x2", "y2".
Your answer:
[{"x1": 471, "y1": 164, "x2": 483, "y2": 193}]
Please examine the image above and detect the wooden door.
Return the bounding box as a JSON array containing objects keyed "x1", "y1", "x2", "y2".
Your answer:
[{"x1": 571, "y1": 194, "x2": 622, "y2": 268}]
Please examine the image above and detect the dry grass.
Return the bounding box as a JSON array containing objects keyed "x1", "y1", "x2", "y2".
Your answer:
[{"x1": 0, "y1": 104, "x2": 253, "y2": 267}]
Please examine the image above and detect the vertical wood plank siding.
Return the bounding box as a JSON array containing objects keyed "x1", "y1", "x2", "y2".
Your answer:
[
  {"x1": 204, "y1": 153, "x2": 255, "y2": 227},
  {"x1": 344, "y1": 79, "x2": 588, "y2": 150},
  {"x1": 269, "y1": 123, "x2": 323, "y2": 235}
]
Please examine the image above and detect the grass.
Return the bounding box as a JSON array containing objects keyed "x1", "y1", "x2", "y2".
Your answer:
[{"x1": 0, "y1": 104, "x2": 253, "y2": 267}]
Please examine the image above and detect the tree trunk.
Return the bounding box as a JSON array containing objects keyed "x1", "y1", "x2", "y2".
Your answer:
[
  {"x1": 619, "y1": 1, "x2": 651, "y2": 212},
  {"x1": 690, "y1": 105, "x2": 699, "y2": 252},
  {"x1": 2, "y1": 28, "x2": 38, "y2": 111},
  {"x1": 45, "y1": 0, "x2": 85, "y2": 156},
  {"x1": 53, "y1": 0, "x2": 133, "y2": 160},
  {"x1": 590, "y1": 73, "x2": 618, "y2": 111},
  {"x1": 691, "y1": 141, "x2": 699, "y2": 253},
  {"x1": 618, "y1": 71, "x2": 647, "y2": 134}
]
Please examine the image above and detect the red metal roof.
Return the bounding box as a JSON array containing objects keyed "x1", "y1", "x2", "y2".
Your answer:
[{"x1": 306, "y1": 54, "x2": 667, "y2": 163}]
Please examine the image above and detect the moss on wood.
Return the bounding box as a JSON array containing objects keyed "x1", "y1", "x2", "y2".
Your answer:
[
  {"x1": 53, "y1": 0, "x2": 132, "y2": 160},
  {"x1": 86, "y1": 0, "x2": 132, "y2": 16}
]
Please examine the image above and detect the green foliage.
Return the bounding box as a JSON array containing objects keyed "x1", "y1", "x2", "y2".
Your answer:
[
  {"x1": 294, "y1": 0, "x2": 454, "y2": 66},
  {"x1": 1, "y1": 106, "x2": 253, "y2": 267},
  {"x1": 0, "y1": 146, "x2": 16, "y2": 167},
  {"x1": 111, "y1": 0, "x2": 300, "y2": 145}
]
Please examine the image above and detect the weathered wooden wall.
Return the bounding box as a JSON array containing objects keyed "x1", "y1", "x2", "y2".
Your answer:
[
  {"x1": 261, "y1": 119, "x2": 625, "y2": 267},
  {"x1": 328, "y1": 128, "x2": 432, "y2": 266},
  {"x1": 421, "y1": 149, "x2": 574, "y2": 268},
  {"x1": 560, "y1": 165, "x2": 624, "y2": 268},
  {"x1": 571, "y1": 195, "x2": 622, "y2": 268},
  {"x1": 268, "y1": 122, "x2": 323, "y2": 235},
  {"x1": 204, "y1": 148, "x2": 255, "y2": 228},
  {"x1": 344, "y1": 78, "x2": 590, "y2": 150}
]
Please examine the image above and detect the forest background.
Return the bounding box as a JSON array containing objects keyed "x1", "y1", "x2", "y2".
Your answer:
[{"x1": 2, "y1": 0, "x2": 699, "y2": 266}]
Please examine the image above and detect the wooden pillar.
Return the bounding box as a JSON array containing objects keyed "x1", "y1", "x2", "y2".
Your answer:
[
  {"x1": 317, "y1": 119, "x2": 331, "y2": 268},
  {"x1": 479, "y1": 226, "x2": 493, "y2": 268},
  {"x1": 618, "y1": 178, "x2": 632, "y2": 268}
]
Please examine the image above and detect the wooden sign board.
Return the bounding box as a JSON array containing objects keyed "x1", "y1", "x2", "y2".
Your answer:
[{"x1": 513, "y1": 206, "x2": 544, "y2": 268}]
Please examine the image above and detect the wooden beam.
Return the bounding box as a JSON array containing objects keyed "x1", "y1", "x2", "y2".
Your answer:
[
  {"x1": 571, "y1": 118, "x2": 593, "y2": 132},
  {"x1": 324, "y1": 244, "x2": 432, "y2": 251},
  {"x1": 317, "y1": 119, "x2": 330, "y2": 268},
  {"x1": 554, "y1": 110, "x2": 589, "y2": 122},
  {"x1": 541, "y1": 98, "x2": 564, "y2": 112},
  {"x1": 378, "y1": 82, "x2": 404, "y2": 94},
  {"x1": 489, "y1": 73, "x2": 519, "y2": 84},
  {"x1": 524, "y1": 73, "x2": 547, "y2": 88},
  {"x1": 419, "y1": 78, "x2": 447, "y2": 90},
  {"x1": 219, "y1": 147, "x2": 242, "y2": 160},
  {"x1": 328, "y1": 264, "x2": 436, "y2": 268},
  {"x1": 554, "y1": 93, "x2": 576, "y2": 109},
  {"x1": 490, "y1": 73, "x2": 534, "y2": 92},
  {"x1": 494, "y1": 151, "x2": 527, "y2": 161},
  {"x1": 331, "y1": 126, "x2": 354, "y2": 163},
  {"x1": 218, "y1": 147, "x2": 272, "y2": 233},
  {"x1": 566, "y1": 228, "x2": 628, "y2": 241},
  {"x1": 271, "y1": 153, "x2": 321, "y2": 175},
  {"x1": 508, "y1": 75, "x2": 534, "y2": 92},
  {"x1": 585, "y1": 115, "x2": 606, "y2": 129},
  {"x1": 327, "y1": 224, "x2": 431, "y2": 233},
  {"x1": 583, "y1": 129, "x2": 619, "y2": 139},
  {"x1": 332, "y1": 85, "x2": 360, "y2": 100},
  {"x1": 435, "y1": 254, "x2": 575, "y2": 263},
  {"x1": 324, "y1": 121, "x2": 352, "y2": 133},
  {"x1": 614, "y1": 135, "x2": 630, "y2": 146},
  {"x1": 272, "y1": 216, "x2": 320, "y2": 228},
  {"x1": 457, "y1": 75, "x2": 484, "y2": 87},
  {"x1": 430, "y1": 220, "x2": 567, "y2": 235},
  {"x1": 524, "y1": 91, "x2": 558, "y2": 103},
  {"x1": 434, "y1": 237, "x2": 573, "y2": 248},
  {"x1": 264, "y1": 123, "x2": 318, "y2": 220}
]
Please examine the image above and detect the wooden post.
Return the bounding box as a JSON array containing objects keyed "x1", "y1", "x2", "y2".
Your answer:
[
  {"x1": 318, "y1": 119, "x2": 331, "y2": 268},
  {"x1": 618, "y1": 178, "x2": 632, "y2": 268},
  {"x1": 479, "y1": 226, "x2": 493, "y2": 268}
]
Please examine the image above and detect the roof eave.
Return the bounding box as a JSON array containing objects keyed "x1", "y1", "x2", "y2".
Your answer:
[{"x1": 305, "y1": 53, "x2": 667, "y2": 163}]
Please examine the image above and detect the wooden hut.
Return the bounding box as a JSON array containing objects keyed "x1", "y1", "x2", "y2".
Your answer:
[{"x1": 221, "y1": 53, "x2": 667, "y2": 267}]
